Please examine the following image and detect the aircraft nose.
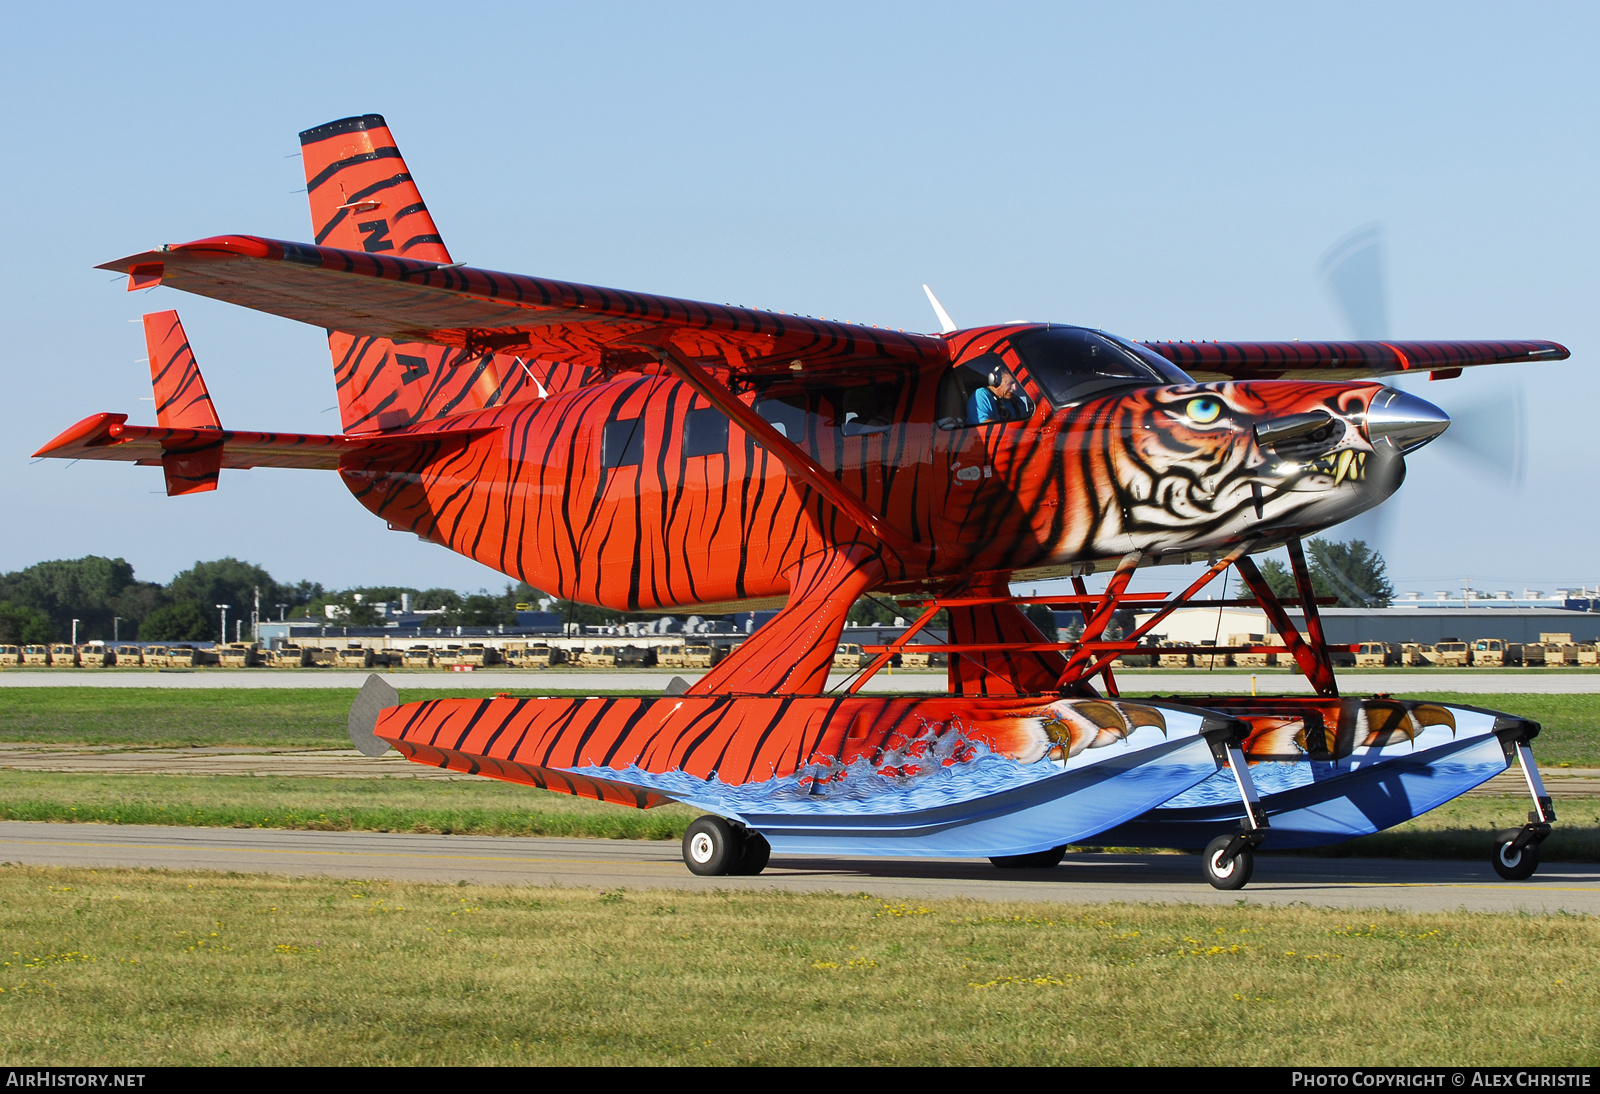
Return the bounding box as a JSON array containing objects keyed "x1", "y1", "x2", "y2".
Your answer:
[{"x1": 1365, "y1": 387, "x2": 1450, "y2": 453}]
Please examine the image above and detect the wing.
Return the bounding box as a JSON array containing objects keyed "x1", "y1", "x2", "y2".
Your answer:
[
  {"x1": 100, "y1": 236, "x2": 949, "y2": 378},
  {"x1": 1142, "y1": 339, "x2": 1569, "y2": 382}
]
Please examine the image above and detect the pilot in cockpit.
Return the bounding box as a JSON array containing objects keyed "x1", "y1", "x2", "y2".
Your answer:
[{"x1": 966, "y1": 365, "x2": 1028, "y2": 424}]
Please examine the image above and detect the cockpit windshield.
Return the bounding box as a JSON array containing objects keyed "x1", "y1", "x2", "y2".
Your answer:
[{"x1": 1009, "y1": 326, "x2": 1187, "y2": 405}]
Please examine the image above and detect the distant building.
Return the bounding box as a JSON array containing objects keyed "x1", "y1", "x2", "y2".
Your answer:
[{"x1": 1114, "y1": 606, "x2": 1600, "y2": 647}]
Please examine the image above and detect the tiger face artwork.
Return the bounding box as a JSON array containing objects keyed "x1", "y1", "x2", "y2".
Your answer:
[{"x1": 1037, "y1": 379, "x2": 1411, "y2": 562}]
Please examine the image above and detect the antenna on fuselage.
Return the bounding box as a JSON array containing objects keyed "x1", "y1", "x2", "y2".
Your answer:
[{"x1": 921, "y1": 285, "x2": 958, "y2": 334}]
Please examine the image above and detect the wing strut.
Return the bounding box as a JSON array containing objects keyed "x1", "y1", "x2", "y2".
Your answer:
[{"x1": 654, "y1": 344, "x2": 922, "y2": 562}]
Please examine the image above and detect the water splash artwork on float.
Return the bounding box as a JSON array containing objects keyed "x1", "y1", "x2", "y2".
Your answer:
[{"x1": 569, "y1": 704, "x2": 1207, "y2": 819}]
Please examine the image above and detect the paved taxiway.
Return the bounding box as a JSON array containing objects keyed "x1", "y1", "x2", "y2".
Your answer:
[
  {"x1": 3, "y1": 821, "x2": 1595, "y2": 914},
  {"x1": 3, "y1": 670, "x2": 1599, "y2": 693}
]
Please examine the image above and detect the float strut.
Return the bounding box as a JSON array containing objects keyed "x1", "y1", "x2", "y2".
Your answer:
[{"x1": 1219, "y1": 743, "x2": 1270, "y2": 863}]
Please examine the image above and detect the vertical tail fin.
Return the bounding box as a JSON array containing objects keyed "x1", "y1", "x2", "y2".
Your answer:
[
  {"x1": 299, "y1": 114, "x2": 530, "y2": 431},
  {"x1": 298, "y1": 114, "x2": 452, "y2": 263},
  {"x1": 142, "y1": 310, "x2": 222, "y2": 495},
  {"x1": 144, "y1": 310, "x2": 220, "y2": 430}
]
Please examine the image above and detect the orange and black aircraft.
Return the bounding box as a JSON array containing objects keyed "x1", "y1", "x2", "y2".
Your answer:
[{"x1": 41, "y1": 115, "x2": 1569, "y2": 886}]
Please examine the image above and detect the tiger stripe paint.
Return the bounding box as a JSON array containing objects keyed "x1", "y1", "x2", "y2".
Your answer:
[
  {"x1": 144, "y1": 311, "x2": 219, "y2": 431},
  {"x1": 374, "y1": 692, "x2": 1167, "y2": 791}
]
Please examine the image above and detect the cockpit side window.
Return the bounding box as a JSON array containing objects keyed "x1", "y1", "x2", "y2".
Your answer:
[
  {"x1": 1009, "y1": 327, "x2": 1168, "y2": 406},
  {"x1": 937, "y1": 354, "x2": 1035, "y2": 429}
]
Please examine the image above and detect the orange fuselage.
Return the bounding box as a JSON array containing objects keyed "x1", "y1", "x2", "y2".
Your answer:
[{"x1": 340, "y1": 365, "x2": 1393, "y2": 612}]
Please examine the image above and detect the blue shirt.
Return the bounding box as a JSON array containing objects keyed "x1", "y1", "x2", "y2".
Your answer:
[{"x1": 967, "y1": 387, "x2": 1024, "y2": 424}]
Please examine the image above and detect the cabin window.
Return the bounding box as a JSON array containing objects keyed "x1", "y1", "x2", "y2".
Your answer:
[
  {"x1": 755, "y1": 393, "x2": 810, "y2": 441},
  {"x1": 683, "y1": 407, "x2": 727, "y2": 457},
  {"x1": 838, "y1": 381, "x2": 898, "y2": 436},
  {"x1": 602, "y1": 417, "x2": 645, "y2": 468}
]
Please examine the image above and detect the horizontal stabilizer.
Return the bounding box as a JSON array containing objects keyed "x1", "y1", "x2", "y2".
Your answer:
[{"x1": 35, "y1": 412, "x2": 495, "y2": 478}]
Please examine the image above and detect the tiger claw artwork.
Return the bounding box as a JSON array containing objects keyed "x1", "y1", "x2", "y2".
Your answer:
[{"x1": 41, "y1": 114, "x2": 1570, "y2": 887}]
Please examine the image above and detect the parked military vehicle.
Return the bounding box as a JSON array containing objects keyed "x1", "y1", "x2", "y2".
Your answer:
[
  {"x1": 833, "y1": 643, "x2": 864, "y2": 670},
  {"x1": 47, "y1": 644, "x2": 79, "y2": 667},
  {"x1": 897, "y1": 647, "x2": 947, "y2": 670},
  {"x1": 218, "y1": 642, "x2": 260, "y2": 668},
  {"x1": 267, "y1": 645, "x2": 310, "y2": 667},
  {"x1": 0, "y1": 645, "x2": 21, "y2": 666},
  {"x1": 1471, "y1": 639, "x2": 1520, "y2": 667},
  {"x1": 1399, "y1": 643, "x2": 1437, "y2": 666},
  {"x1": 1434, "y1": 640, "x2": 1471, "y2": 667},
  {"x1": 616, "y1": 644, "x2": 656, "y2": 668},
  {"x1": 524, "y1": 643, "x2": 565, "y2": 667},
  {"x1": 304, "y1": 646, "x2": 338, "y2": 668},
  {"x1": 1158, "y1": 642, "x2": 1194, "y2": 669},
  {"x1": 112, "y1": 645, "x2": 144, "y2": 667},
  {"x1": 658, "y1": 643, "x2": 715, "y2": 669},
  {"x1": 456, "y1": 643, "x2": 497, "y2": 668},
  {"x1": 167, "y1": 645, "x2": 205, "y2": 668},
  {"x1": 1353, "y1": 642, "x2": 1394, "y2": 667},
  {"x1": 401, "y1": 646, "x2": 434, "y2": 668},
  {"x1": 80, "y1": 643, "x2": 114, "y2": 668},
  {"x1": 336, "y1": 645, "x2": 375, "y2": 669},
  {"x1": 578, "y1": 646, "x2": 621, "y2": 668}
]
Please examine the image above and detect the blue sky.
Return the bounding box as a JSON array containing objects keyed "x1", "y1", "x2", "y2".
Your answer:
[{"x1": 3, "y1": 2, "x2": 1594, "y2": 597}]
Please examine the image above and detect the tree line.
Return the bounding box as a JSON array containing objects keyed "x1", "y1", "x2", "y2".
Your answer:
[
  {"x1": 0, "y1": 557, "x2": 591, "y2": 645},
  {"x1": 0, "y1": 538, "x2": 1391, "y2": 646}
]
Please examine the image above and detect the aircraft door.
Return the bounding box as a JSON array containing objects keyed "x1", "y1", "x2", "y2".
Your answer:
[{"x1": 935, "y1": 356, "x2": 1036, "y2": 553}]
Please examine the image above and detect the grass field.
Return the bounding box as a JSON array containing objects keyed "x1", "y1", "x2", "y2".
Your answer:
[
  {"x1": 0, "y1": 771, "x2": 697, "y2": 839},
  {"x1": 0, "y1": 866, "x2": 1594, "y2": 1066},
  {"x1": 3, "y1": 687, "x2": 1599, "y2": 762}
]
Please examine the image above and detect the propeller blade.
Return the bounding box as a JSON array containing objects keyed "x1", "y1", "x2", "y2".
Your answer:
[
  {"x1": 1319, "y1": 224, "x2": 1390, "y2": 340},
  {"x1": 1432, "y1": 384, "x2": 1526, "y2": 490}
]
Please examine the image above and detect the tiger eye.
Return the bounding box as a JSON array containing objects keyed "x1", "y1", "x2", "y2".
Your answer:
[{"x1": 1186, "y1": 397, "x2": 1222, "y2": 424}]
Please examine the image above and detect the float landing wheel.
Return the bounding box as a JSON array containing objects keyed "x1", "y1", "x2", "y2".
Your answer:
[
  {"x1": 683, "y1": 816, "x2": 743, "y2": 876},
  {"x1": 1203, "y1": 835, "x2": 1255, "y2": 890},
  {"x1": 1492, "y1": 835, "x2": 1541, "y2": 881},
  {"x1": 989, "y1": 846, "x2": 1067, "y2": 869}
]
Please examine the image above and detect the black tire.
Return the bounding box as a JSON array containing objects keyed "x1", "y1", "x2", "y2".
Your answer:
[
  {"x1": 989, "y1": 846, "x2": 1067, "y2": 870},
  {"x1": 733, "y1": 831, "x2": 771, "y2": 875},
  {"x1": 1203, "y1": 835, "x2": 1254, "y2": 890},
  {"x1": 683, "y1": 816, "x2": 743, "y2": 876},
  {"x1": 1492, "y1": 836, "x2": 1540, "y2": 881}
]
